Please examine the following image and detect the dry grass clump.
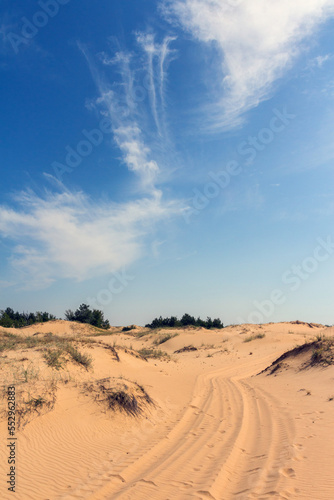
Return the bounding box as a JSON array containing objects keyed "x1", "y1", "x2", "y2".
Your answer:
[
  {"x1": 153, "y1": 333, "x2": 178, "y2": 345},
  {"x1": 65, "y1": 345, "x2": 92, "y2": 369},
  {"x1": 106, "y1": 390, "x2": 138, "y2": 414},
  {"x1": 83, "y1": 377, "x2": 153, "y2": 416},
  {"x1": 174, "y1": 345, "x2": 198, "y2": 353},
  {"x1": 311, "y1": 336, "x2": 334, "y2": 366},
  {"x1": 137, "y1": 348, "x2": 170, "y2": 360},
  {"x1": 44, "y1": 349, "x2": 64, "y2": 370},
  {"x1": 243, "y1": 333, "x2": 266, "y2": 343}
]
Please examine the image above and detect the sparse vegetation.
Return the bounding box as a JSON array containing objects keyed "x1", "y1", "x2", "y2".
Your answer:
[
  {"x1": 309, "y1": 335, "x2": 334, "y2": 366},
  {"x1": 243, "y1": 333, "x2": 266, "y2": 342},
  {"x1": 44, "y1": 349, "x2": 64, "y2": 370},
  {"x1": 133, "y1": 330, "x2": 150, "y2": 338},
  {"x1": 0, "y1": 332, "x2": 92, "y2": 369},
  {"x1": 19, "y1": 364, "x2": 40, "y2": 383},
  {"x1": 15, "y1": 389, "x2": 57, "y2": 428}
]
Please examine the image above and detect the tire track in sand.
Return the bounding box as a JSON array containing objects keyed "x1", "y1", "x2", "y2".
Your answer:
[{"x1": 87, "y1": 367, "x2": 295, "y2": 500}]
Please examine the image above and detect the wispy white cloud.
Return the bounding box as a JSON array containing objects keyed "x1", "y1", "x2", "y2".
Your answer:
[
  {"x1": 308, "y1": 53, "x2": 332, "y2": 69},
  {"x1": 159, "y1": 35, "x2": 177, "y2": 110},
  {"x1": 78, "y1": 40, "x2": 173, "y2": 191},
  {"x1": 0, "y1": 37, "x2": 184, "y2": 289},
  {"x1": 0, "y1": 188, "x2": 183, "y2": 289},
  {"x1": 113, "y1": 124, "x2": 159, "y2": 189},
  {"x1": 163, "y1": 0, "x2": 334, "y2": 130},
  {"x1": 136, "y1": 33, "x2": 176, "y2": 135},
  {"x1": 136, "y1": 33, "x2": 161, "y2": 134}
]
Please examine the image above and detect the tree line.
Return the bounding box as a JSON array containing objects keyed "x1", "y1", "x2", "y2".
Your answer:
[
  {"x1": 1, "y1": 306, "x2": 224, "y2": 331},
  {"x1": 0, "y1": 308, "x2": 56, "y2": 328},
  {"x1": 0, "y1": 304, "x2": 110, "y2": 330},
  {"x1": 145, "y1": 313, "x2": 224, "y2": 329}
]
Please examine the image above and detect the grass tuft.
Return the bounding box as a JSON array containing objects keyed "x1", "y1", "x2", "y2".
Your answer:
[
  {"x1": 26, "y1": 396, "x2": 46, "y2": 408},
  {"x1": 106, "y1": 391, "x2": 138, "y2": 415},
  {"x1": 153, "y1": 333, "x2": 178, "y2": 345},
  {"x1": 44, "y1": 349, "x2": 64, "y2": 370},
  {"x1": 243, "y1": 333, "x2": 266, "y2": 343},
  {"x1": 66, "y1": 345, "x2": 92, "y2": 369},
  {"x1": 137, "y1": 348, "x2": 169, "y2": 360}
]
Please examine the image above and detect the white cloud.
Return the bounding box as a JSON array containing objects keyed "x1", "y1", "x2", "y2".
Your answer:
[
  {"x1": 136, "y1": 33, "x2": 176, "y2": 135},
  {"x1": 308, "y1": 53, "x2": 332, "y2": 68},
  {"x1": 163, "y1": 0, "x2": 334, "y2": 129},
  {"x1": 0, "y1": 189, "x2": 183, "y2": 289},
  {"x1": 113, "y1": 124, "x2": 160, "y2": 188},
  {"x1": 78, "y1": 39, "x2": 176, "y2": 190},
  {"x1": 0, "y1": 37, "x2": 184, "y2": 290}
]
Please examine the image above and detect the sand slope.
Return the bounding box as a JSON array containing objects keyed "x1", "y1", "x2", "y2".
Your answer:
[{"x1": 0, "y1": 321, "x2": 333, "y2": 499}]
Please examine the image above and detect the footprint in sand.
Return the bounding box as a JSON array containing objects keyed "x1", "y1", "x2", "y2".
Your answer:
[{"x1": 280, "y1": 467, "x2": 296, "y2": 478}]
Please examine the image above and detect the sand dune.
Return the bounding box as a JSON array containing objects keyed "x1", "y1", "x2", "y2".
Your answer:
[{"x1": 0, "y1": 321, "x2": 333, "y2": 499}]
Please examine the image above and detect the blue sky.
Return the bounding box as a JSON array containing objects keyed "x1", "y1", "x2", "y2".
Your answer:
[{"x1": 0, "y1": 0, "x2": 333, "y2": 325}]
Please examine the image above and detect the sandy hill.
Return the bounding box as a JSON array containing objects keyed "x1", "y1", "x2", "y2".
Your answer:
[{"x1": 0, "y1": 320, "x2": 333, "y2": 499}]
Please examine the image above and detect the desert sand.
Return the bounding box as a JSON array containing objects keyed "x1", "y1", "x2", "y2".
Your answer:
[{"x1": 0, "y1": 320, "x2": 333, "y2": 499}]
